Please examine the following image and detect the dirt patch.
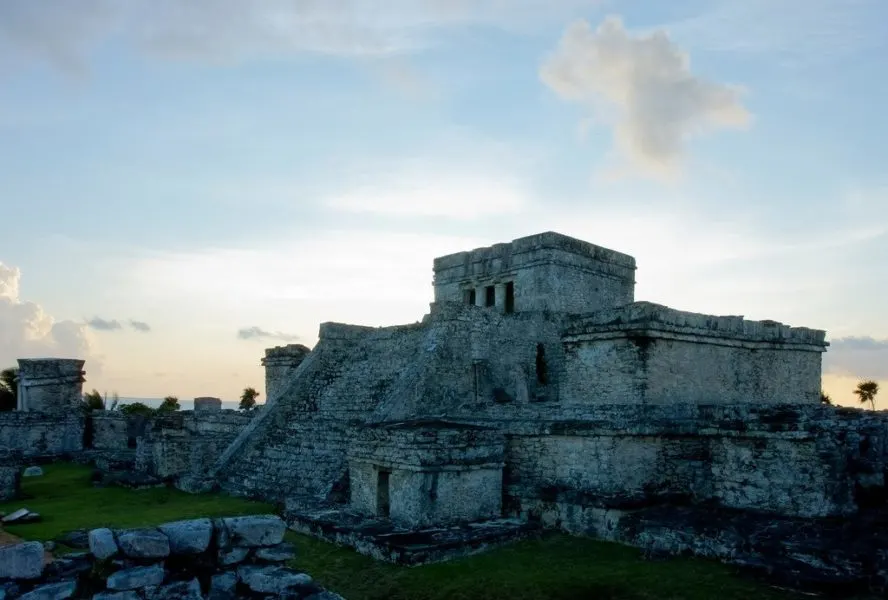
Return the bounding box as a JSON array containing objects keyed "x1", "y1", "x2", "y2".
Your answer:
[{"x1": 0, "y1": 526, "x2": 55, "y2": 564}]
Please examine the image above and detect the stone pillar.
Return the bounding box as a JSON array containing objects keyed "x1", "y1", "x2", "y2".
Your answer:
[
  {"x1": 474, "y1": 286, "x2": 485, "y2": 307},
  {"x1": 494, "y1": 283, "x2": 507, "y2": 312},
  {"x1": 16, "y1": 358, "x2": 86, "y2": 413},
  {"x1": 194, "y1": 397, "x2": 222, "y2": 412},
  {"x1": 261, "y1": 344, "x2": 311, "y2": 407}
]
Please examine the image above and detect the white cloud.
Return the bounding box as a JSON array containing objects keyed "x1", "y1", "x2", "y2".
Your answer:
[
  {"x1": 824, "y1": 337, "x2": 888, "y2": 381},
  {"x1": 0, "y1": 261, "x2": 101, "y2": 371},
  {"x1": 540, "y1": 16, "x2": 751, "y2": 180},
  {"x1": 0, "y1": 0, "x2": 601, "y2": 71}
]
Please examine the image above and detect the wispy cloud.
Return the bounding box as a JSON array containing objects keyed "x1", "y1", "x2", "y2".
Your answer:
[
  {"x1": 130, "y1": 320, "x2": 151, "y2": 332},
  {"x1": 1, "y1": 0, "x2": 602, "y2": 72},
  {"x1": 540, "y1": 16, "x2": 751, "y2": 180},
  {"x1": 87, "y1": 317, "x2": 123, "y2": 331},
  {"x1": 665, "y1": 0, "x2": 885, "y2": 66},
  {"x1": 236, "y1": 327, "x2": 300, "y2": 343}
]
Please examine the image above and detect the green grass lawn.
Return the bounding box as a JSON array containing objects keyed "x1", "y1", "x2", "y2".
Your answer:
[{"x1": 1, "y1": 463, "x2": 807, "y2": 600}]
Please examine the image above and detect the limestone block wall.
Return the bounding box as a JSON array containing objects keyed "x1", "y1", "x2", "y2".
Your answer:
[
  {"x1": 0, "y1": 412, "x2": 83, "y2": 459},
  {"x1": 561, "y1": 302, "x2": 827, "y2": 405},
  {"x1": 262, "y1": 344, "x2": 311, "y2": 406}
]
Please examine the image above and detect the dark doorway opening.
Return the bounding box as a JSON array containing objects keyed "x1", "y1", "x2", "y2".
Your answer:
[
  {"x1": 536, "y1": 343, "x2": 548, "y2": 385},
  {"x1": 377, "y1": 470, "x2": 391, "y2": 518},
  {"x1": 465, "y1": 289, "x2": 476, "y2": 305},
  {"x1": 485, "y1": 285, "x2": 496, "y2": 307},
  {"x1": 505, "y1": 282, "x2": 515, "y2": 313}
]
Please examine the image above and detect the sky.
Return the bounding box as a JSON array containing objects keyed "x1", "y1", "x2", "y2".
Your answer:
[{"x1": 1, "y1": 0, "x2": 886, "y2": 407}]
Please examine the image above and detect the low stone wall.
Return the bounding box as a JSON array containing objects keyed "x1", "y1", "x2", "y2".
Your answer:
[
  {"x1": 0, "y1": 412, "x2": 84, "y2": 459},
  {"x1": 0, "y1": 515, "x2": 344, "y2": 600}
]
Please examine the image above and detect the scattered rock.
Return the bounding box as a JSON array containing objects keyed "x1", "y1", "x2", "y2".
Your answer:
[
  {"x1": 157, "y1": 519, "x2": 212, "y2": 554},
  {"x1": 22, "y1": 467, "x2": 44, "y2": 478},
  {"x1": 43, "y1": 541, "x2": 56, "y2": 552},
  {"x1": 116, "y1": 529, "x2": 170, "y2": 559},
  {"x1": 254, "y1": 542, "x2": 296, "y2": 563},
  {"x1": 221, "y1": 515, "x2": 286, "y2": 548},
  {"x1": 106, "y1": 564, "x2": 166, "y2": 591},
  {"x1": 88, "y1": 528, "x2": 118, "y2": 560},
  {"x1": 237, "y1": 565, "x2": 313, "y2": 595},
  {"x1": 0, "y1": 541, "x2": 45, "y2": 580},
  {"x1": 2, "y1": 508, "x2": 40, "y2": 524},
  {"x1": 17, "y1": 580, "x2": 76, "y2": 600}
]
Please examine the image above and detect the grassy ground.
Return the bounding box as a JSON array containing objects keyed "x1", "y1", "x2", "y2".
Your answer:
[
  {"x1": 1, "y1": 463, "x2": 805, "y2": 600},
  {"x1": 0, "y1": 463, "x2": 274, "y2": 541}
]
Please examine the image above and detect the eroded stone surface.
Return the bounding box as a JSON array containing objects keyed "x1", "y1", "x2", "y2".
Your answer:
[
  {"x1": 220, "y1": 515, "x2": 285, "y2": 548},
  {"x1": 0, "y1": 542, "x2": 44, "y2": 580},
  {"x1": 157, "y1": 519, "x2": 212, "y2": 554},
  {"x1": 236, "y1": 565, "x2": 313, "y2": 595},
  {"x1": 106, "y1": 564, "x2": 165, "y2": 591},
  {"x1": 115, "y1": 529, "x2": 170, "y2": 559},
  {"x1": 16, "y1": 581, "x2": 76, "y2": 600},
  {"x1": 88, "y1": 528, "x2": 118, "y2": 560}
]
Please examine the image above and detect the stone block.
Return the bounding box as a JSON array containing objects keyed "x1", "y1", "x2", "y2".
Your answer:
[
  {"x1": 22, "y1": 466, "x2": 44, "y2": 478},
  {"x1": 217, "y1": 547, "x2": 249, "y2": 567},
  {"x1": 148, "y1": 578, "x2": 202, "y2": 600},
  {"x1": 157, "y1": 519, "x2": 212, "y2": 554},
  {"x1": 193, "y1": 397, "x2": 222, "y2": 412},
  {"x1": 219, "y1": 515, "x2": 285, "y2": 547},
  {"x1": 17, "y1": 580, "x2": 77, "y2": 600},
  {"x1": 0, "y1": 541, "x2": 45, "y2": 580},
  {"x1": 88, "y1": 528, "x2": 118, "y2": 560},
  {"x1": 209, "y1": 572, "x2": 237, "y2": 600},
  {"x1": 116, "y1": 529, "x2": 170, "y2": 559},
  {"x1": 236, "y1": 565, "x2": 313, "y2": 595},
  {"x1": 106, "y1": 564, "x2": 165, "y2": 591},
  {"x1": 254, "y1": 542, "x2": 296, "y2": 563},
  {"x1": 0, "y1": 466, "x2": 20, "y2": 501}
]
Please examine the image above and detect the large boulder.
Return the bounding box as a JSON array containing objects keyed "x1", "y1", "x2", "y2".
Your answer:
[
  {"x1": 0, "y1": 541, "x2": 45, "y2": 580},
  {"x1": 116, "y1": 529, "x2": 170, "y2": 559},
  {"x1": 150, "y1": 578, "x2": 202, "y2": 600},
  {"x1": 22, "y1": 466, "x2": 44, "y2": 478},
  {"x1": 218, "y1": 515, "x2": 285, "y2": 548},
  {"x1": 88, "y1": 528, "x2": 118, "y2": 560},
  {"x1": 254, "y1": 542, "x2": 296, "y2": 563},
  {"x1": 157, "y1": 519, "x2": 212, "y2": 554}
]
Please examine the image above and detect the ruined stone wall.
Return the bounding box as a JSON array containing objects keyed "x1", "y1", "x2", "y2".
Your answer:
[
  {"x1": 16, "y1": 358, "x2": 85, "y2": 413},
  {"x1": 495, "y1": 405, "x2": 887, "y2": 523},
  {"x1": 262, "y1": 344, "x2": 311, "y2": 406},
  {"x1": 0, "y1": 411, "x2": 83, "y2": 459}
]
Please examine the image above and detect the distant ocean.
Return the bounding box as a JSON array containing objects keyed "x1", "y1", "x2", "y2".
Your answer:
[{"x1": 116, "y1": 397, "x2": 250, "y2": 411}]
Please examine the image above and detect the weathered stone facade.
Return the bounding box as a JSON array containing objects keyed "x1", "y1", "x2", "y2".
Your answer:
[{"x1": 16, "y1": 358, "x2": 85, "y2": 413}]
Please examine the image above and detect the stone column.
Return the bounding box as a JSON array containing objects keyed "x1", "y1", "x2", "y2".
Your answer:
[
  {"x1": 16, "y1": 358, "x2": 86, "y2": 413},
  {"x1": 494, "y1": 283, "x2": 507, "y2": 312},
  {"x1": 474, "y1": 286, "x2": 486, "y2": 307},
  {"x1": 261, "y1": 344, "x2": 311, "y2": 407}
]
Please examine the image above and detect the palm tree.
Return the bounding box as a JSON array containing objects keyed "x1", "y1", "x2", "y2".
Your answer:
[
  {"x1": 820, "y1": 391, "x2": 832, "y2": 405},
  {"x1": 239, "y1": 387, "x2": 260, "y2": 411},
  {"x1": 0, "y1": 367, "x2": 16, "y2": 412},
  {"x1": 853, "y1": 380, "x2": 879, "y2": 411},
  {"x1": 157, "y1": 396, "x2": 180, "y2": 412}
]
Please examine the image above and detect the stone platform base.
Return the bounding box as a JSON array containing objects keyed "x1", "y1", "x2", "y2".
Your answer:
[{"x1": 286, "y1": 506, "x2": 540, "y2": 565}]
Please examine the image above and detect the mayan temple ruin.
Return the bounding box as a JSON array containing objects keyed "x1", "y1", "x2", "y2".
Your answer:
[{"x1": 3, "y1": 232, "x2": 887, "y2": 592}]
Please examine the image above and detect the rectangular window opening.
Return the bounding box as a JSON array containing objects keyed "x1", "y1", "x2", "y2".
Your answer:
[
  {"x1": 505, "y1": 282, "x2": 515, "y2": 314},
  {"x1": 465, "y1": 289, "x2": 476, "y2": 305},
  {"x1": 377, "y1": 470, "x2": 391, "y2": 518},
  {"x1": 485, "y1": 285, "x2": 495, "y2": 307}
]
